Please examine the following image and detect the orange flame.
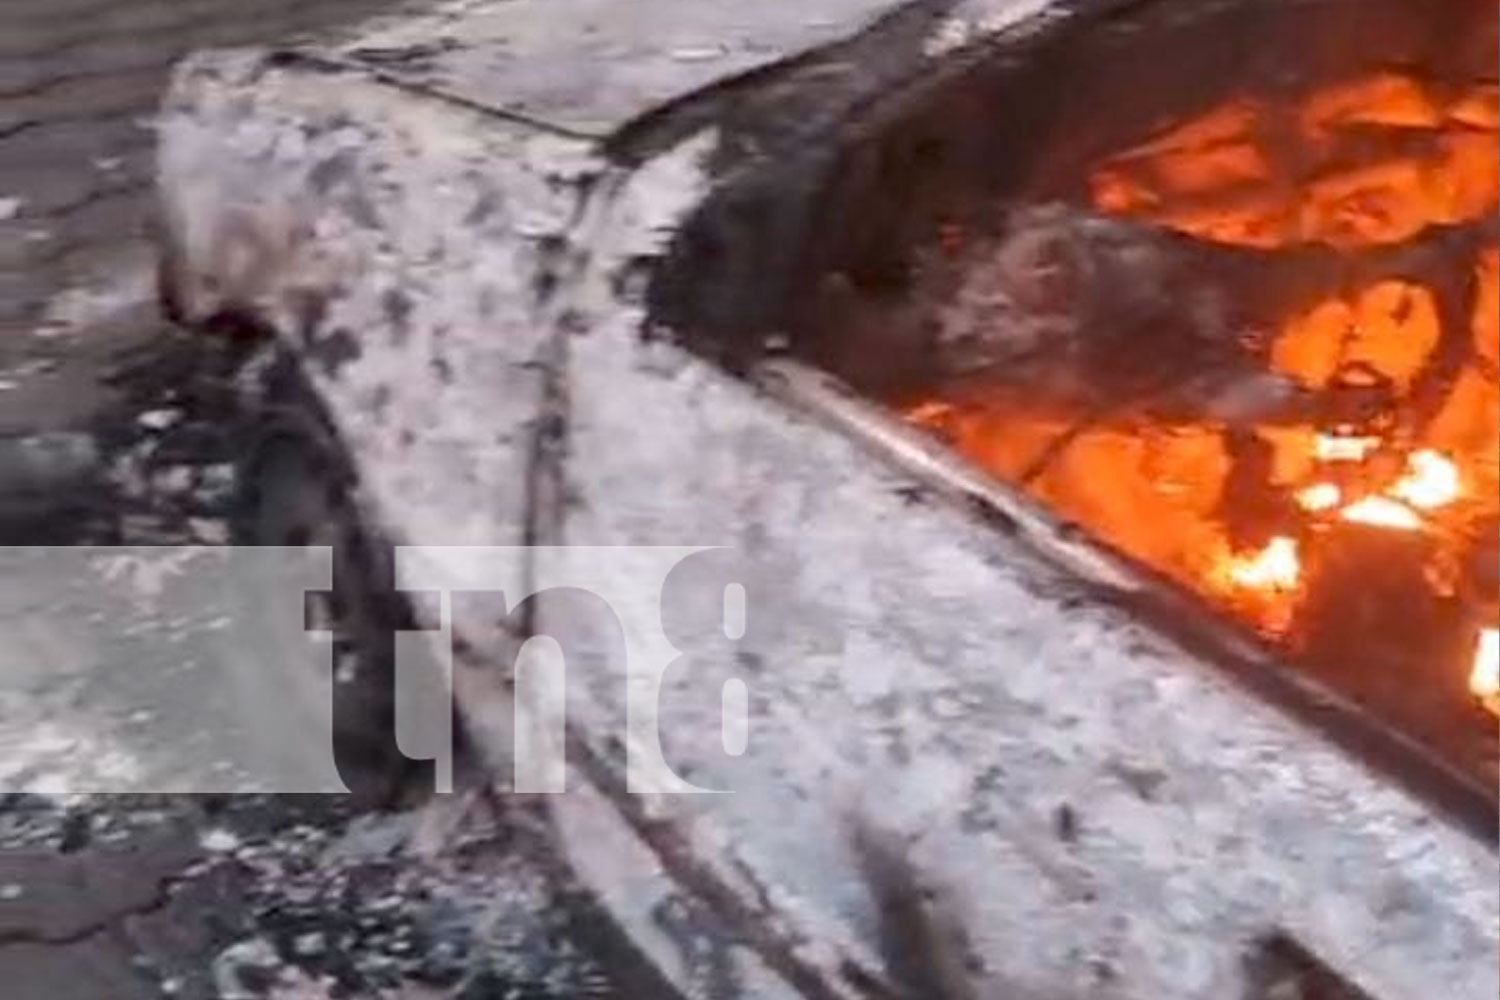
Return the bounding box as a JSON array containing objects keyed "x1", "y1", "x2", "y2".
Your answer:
[
  {"x1": 1313, "y1": 434, "x2": 1382, "y2": 462},
  {"x1": 932, "y1": 65, "x2": 1498, "y2": 706},
  {"x1": 1344, "y1": 494, "x2": 1422, "y2": 530},
  {"x1": 1296, "y1": 482, "x2": 1344, "y2": 512},
  {"x1": 1340, "y1": 495, "x2": 1425, "y2": 530},
  {"x1": 1472, "y1": 628, "x2": 1499, "y2": 716},
  {"x1": 1390, "y1": 449, "x2": 1462, "y2": 509},
  {"x1": 1227, "y1": 536, "x2": 1301, "y2": 591}
]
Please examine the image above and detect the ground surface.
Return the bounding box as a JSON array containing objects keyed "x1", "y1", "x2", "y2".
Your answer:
[
  {"x1": 1, "y1": 0, "x2": 414, "y2": 431},
  {"x1": 0, "y1": 792, "x2": 661, "y2": 1000}
]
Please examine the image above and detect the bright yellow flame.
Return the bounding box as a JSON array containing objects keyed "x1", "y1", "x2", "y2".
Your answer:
[
  {"x1": 1390, "y1": 448, "x2": 1461, "y2": 509},
  {"x1": 1228, "y1": 536, "x2": 1301, "y2": 590},
  {"x1": 1314, "y1": 434, "x2": 1381, "y2": 462},
  {"x1": 1340, "y1": 495, "x2": 1424, "y2": 530},
  {"x1": 1471, "y1": 628, "x2": 1499, "y2": 716},
  {"x1": 906, "y1": 400, "x2": 954, "y2": 426},
  {"x1": 1296, "y1": 482, "x2": 1344, "y2": 512}
]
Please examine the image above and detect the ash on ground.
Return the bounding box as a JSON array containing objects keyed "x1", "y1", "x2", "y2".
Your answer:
[{"x1": 0, "y1": 793, "x2": 646, "y2": 1000}]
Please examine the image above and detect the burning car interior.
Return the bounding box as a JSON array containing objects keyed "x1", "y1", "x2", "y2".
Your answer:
[{"x1": 656, "y1": 0, "x2": 1499, "y2": 815}]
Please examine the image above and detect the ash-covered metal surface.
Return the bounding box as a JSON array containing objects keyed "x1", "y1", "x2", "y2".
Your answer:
[
  {"x1": 159, "y1": 47, "x2": 577, "y2": 562},
  {"x1": 316, "y1": 0, "x2": 937, "y2": 136},
  {"x1": 146, "y1": 0, "x2": 1500, "y2": 998}
]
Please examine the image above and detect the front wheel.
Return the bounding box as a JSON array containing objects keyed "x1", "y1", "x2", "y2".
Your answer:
[{"x1": 229, "y1": 399, "x2": 413, "y2": 804}]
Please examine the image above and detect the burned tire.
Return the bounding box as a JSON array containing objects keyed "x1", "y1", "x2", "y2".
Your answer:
[{"x1": 229, "y1": 370, "x2": 416, "y2": 804}]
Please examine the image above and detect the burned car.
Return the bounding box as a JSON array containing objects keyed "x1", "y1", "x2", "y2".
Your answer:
[{"x1": 156, "y1": 0, "x2": 1499, "y2": 997}]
